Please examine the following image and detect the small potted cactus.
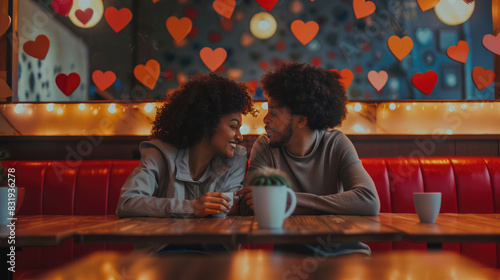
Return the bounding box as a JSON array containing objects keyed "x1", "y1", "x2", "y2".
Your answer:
[{"x1": 247, "y1": 168, "x2": 297, "y2": 229}]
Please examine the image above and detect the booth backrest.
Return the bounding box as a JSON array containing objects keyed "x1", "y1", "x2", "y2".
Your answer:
[{"x1": 2, "y1": 157, "x2": 500, "y2": 271}]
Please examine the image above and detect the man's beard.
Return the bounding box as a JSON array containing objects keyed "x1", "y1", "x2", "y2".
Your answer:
[{"x1": 268, "y1": 122, "x2": 293, "y2": 148}]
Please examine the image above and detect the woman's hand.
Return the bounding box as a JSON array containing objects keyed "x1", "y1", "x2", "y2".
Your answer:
[
  {"x1": 194, "y1": 192, "x2": 232, "y2": 217},
  {"x1": 235, "y1": 187, "x2": 253, "y2": 211}
]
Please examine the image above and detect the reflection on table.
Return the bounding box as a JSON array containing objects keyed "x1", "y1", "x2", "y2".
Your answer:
[{"x1": 36, "y1": 250, "x2": 499, "y2": 280}]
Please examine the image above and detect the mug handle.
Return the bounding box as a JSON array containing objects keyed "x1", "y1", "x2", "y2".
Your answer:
[{"x1": 283, "y1": 188, "x2": 296, "y2": 219}]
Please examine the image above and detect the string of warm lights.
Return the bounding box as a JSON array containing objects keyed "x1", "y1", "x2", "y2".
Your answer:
[{"x1": 2, "y1": 101, "x2": 499, "y2": 136}]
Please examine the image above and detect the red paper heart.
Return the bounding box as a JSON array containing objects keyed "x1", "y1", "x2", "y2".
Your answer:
[
  {"x1": 23, "y1": 35, "x2": 50, "y2": 60},
  {"x1": 472, "y1": 67, "x2": 495, "y2": 91},
  {"x1": 105, "y1": 7, "x2": 132, "y2": 33},
  {"x1": 412, "y1": 70, "x2": 438, "y2": 95},
  {"x1": 200, "y1": 47, "x2": 227, "y2": 72},
  {"x1": 209, "y1": 31, "x2": 222, "y2": 43},
  {"x1": 330, "y1": 69, "x2": 353, "y2": 90},
  {"x1": 51, "y1": 0, "x2": 73, "y2": 17},
  {"x1": 353, "y1": 0, "x2": 376, "y2": 19},
  {"x1": 260, "y1": 61, "x2": 269, "y2": 70},
  {"x1": 134, "y1": 60, "x2": 160, "y2": 90},
  {"x1": 212, "y1": 0, "x2": 235, "y2": 19},
  {"x1": 446, "y1": 40, "x2": 468, "y2": 63},
  {"x1": 92, "y1": 70, "x2": 116, "y2": 91},
  {"x1": 256, "y1": 0, "x2": 278, "y2": 12},
  {"x1": 75, "y1": 9, "x2": 93, "y2": 25},
  {"x1": 290, "y1": 20, "x2": 319, "y2": 45},
  {"x1": 188, "y1": 25, "x2": 199, "y2": 38},
  {"x1": 56, "y1": 73, "x2": 81, "y2": 96}
]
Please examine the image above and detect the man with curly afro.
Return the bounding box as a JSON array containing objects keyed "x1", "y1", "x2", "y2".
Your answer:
[
  {"x1": 236, "y1": 62, "x2": 380, "y2": 257},
  {"x1": 117, "y1": 73, "x2": 255, "y2": 253}
]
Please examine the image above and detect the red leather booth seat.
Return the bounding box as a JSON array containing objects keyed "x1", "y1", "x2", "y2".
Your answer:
[{"x1": 2, "y1": 156, "x2": 500, "y2": 279}]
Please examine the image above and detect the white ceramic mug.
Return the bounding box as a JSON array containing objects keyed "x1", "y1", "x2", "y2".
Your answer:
[
  {"x1": 0, "y1": 187, "x2": 18, "y2": 225},
  {"x1": 413, "y1": 192, "x2": 441, "y2": 223},
  {"x1": 212, "y1": 192, "x2": 234, "y2": 218},
  {"x1": 253, "y1": 185, "x2": 297, "y2": 229}
]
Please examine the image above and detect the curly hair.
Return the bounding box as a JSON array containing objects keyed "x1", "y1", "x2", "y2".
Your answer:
[
  {"x1": 150, "y1": 73, "x2": 255, "y2": 149},
  {"x1": 260, "y1": 62, "x2": 348, "y2": 130}
]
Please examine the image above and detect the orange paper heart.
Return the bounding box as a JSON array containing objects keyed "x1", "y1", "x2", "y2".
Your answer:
[
  {"x1": 446, "y1": 40, "x2": 468, "y2": 63},
  {"x1": 56, "y1": 72, "x2": 81, "y2": 96},
  {"x1": 212, "y1": 0, "x2": 235, "y2": 19},
  {"x1": 0, "y1": 79, "x2": 12, "y2": 99},
  {"x1": 388, "y1": 35, "x2": 413, "y2": 61},
  {"x1": 482, "y1": 33, "x2": 500, "y2": 55},
  {"x1": 92, "y1": 70, "x2": 116, "y2": 91},
  {"x1": 416, "y1": 0, "x2": 440, "y2": 12},
  {"x1": 472, "y1": 67, "x2": 495, "y2": 91},
  {"x1": 353, "y1": 0, "x2": 376, "y2": 19},
  {"x1": 412, "y1": 70, "x2": 438, "y2": 95},
  {"x1": 0, "y1": 14, "x2": 11, "y2": 36},
  {"x1": 240, "y1": 32, "x2": 254, "y2": 47},
  {"x1": 134, "y1": 59, "x2": 160, "y2": 90},
  {"x1": 23, "y1": 35, "x2": 50, "y2": 60},
  {"x1": 331, "y1": 69, "x2": 353, "y2": 90},
  {"x1": 105, "y1": 7, "x2": 132, "y2": 33},
  {"x1": 290, "y1": 20, "x2": 319, "y2": 45},
  {"x1": 367, "y1": 70, "x2": 388, "y2": 91},
  {"x1": 200, "y1": 47, "x2": 227, "y2": 72},
  {"x1": 166, "y1": 16, "x2": 192, "y2": 43}
]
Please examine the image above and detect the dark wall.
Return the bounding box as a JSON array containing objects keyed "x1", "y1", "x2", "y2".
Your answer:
[{"x1": 2, "y1": 134, "x2": 499, "y2": 161}]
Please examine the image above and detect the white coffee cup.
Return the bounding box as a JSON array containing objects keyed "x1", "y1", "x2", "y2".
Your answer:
[
  {"x1": 413, "y1": 192, "x2": 441, "y2": 223},
  {"x1": 212, "y1": 192, "x2": 234, "y2": 218},
  {"x1": 253, "y1": 185, "x2": 296, "y2": 229},
  {"x1": 0, "y1": 187, "x2": 18, "y2": 225}
]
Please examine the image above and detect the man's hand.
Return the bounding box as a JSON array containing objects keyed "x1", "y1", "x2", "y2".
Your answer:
[
  {"x1": 235, "y1": 187, "x2": 253, "y2": 211},
  {"x1": 194, "y1": 192, "x2": 232, "y2": 217}
]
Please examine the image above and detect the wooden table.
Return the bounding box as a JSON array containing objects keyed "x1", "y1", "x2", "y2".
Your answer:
[
  {"x1": 35, "y1": 250, "x2": 499, "y2": 280},
  {"x1": 2, "y1": 213, "x2": 500, "y2": 247},
  {"x1": 365, "y1": 213, "x2": 500, "y2": 243}
]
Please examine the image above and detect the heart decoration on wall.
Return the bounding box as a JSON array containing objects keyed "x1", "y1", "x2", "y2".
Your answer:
[
  {"x1": 388, "y1": 35, "x2": 413, "y2": 61},
  {"x1": 446, "y1": 40, "x2": 468, "y2": 63},
  {"x1": 51, "y1": 0, "x2": 73, "y2": 17},
  {"x1": 200, "y1": 47, "x2": 227, "y2": 72},
  {"x1": 412, "y1": 70, "x2": 438, "y2": 95},
  {"x1": 92, "y1": 71, "x2": 116, "y2": 91},
  {"x1": 416, "y1": 0, "x2": 440, "y2": 12},
  {"x1": 23, "y1": 35, "x2": 50, "y2": 60},
  {"x1": 256, "y1": 0, "x2": 278, "y2": 12},
  {"x1": 240, "y1": 32, "x2": 255, "y2": 47},
  {"x1": 415, "y1": 27, "x2": 432, "y2": 46},
  {"x1": 227, "y1": 68, "x2": 243, "y2": 80},
  {"x1": 0, "y1": 14, "x2": 11, "y2": 36},
  {"x1": 330, "y1": 69, "x2": 353, "y2": 90},
  {"x1": 290, "y1": 20, "x2": 319, "y2": 45},
  {"x1": 482, "y1": 33, "x2": 500, "y2": 55},
  {"x1": 75, "y1": 8, "x2": 93, "y2": 25},
  {"x1": 213, "y1": 0, "x2": 235, "y2": 19},
  {"x1": 105, "y1": 7, "x2": 133, "y2": 33},
  {"x1": 166, "y1": 16, "x2": 192, "y2": 43},
  {"x1": 472, "y1": 67, "x2": 495, "y2": 91},
  {"x1": 134, "y1": 59, "x2": 160, "y2": 90},
  {"x1": 0, "y1": 79, "x2": 12, "y2": 99},
  {"x1": 352, "y1": 0, "x2": 376, "y2": 19},
  {"x1": 367, "y1": 70, "x2": 388, "y2": 91},
  {"x1": 56, "y1": 73, "x2": 81, "y2": 96}
]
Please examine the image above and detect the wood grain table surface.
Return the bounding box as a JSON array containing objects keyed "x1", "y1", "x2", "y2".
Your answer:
[
  {"x1": 2, "y1": 213, "x2": 500, "y2": 247},
  {"x1": 365, "y1": 213, "x2": 500, "y2": 243},
  {"x1": 36, "y1": 250, "x2": 500, "y2": 280}
]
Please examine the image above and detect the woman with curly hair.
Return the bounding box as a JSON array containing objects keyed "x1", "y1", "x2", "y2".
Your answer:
[
  {"x1": 117, "y1": 73, "x2": 255, "y2": 223},
  {"x1": 237, "y1": 62, "x2": 379, "y2": 257}
]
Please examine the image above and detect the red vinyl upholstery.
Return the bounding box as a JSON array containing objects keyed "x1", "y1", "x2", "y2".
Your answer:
[{"x1": 2, "y1": 156, "x2": 500, "y2": 279}]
